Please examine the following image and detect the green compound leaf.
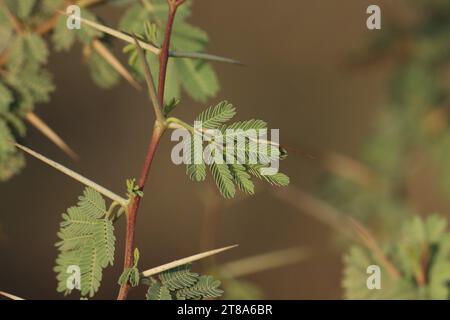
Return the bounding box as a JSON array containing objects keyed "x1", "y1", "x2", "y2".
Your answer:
[
  {"x1": 176, "y1": 275, "x2": 223, "y2": 300},
  {"x1": 210, "y1": 161, "x2": 236, "y2": 199},
  {"x1": 145, "y1": 264, "x2": 223, "y2": 300},
  {"x1": 146, "y1": 279, "x2": 172, "y2": 300},
  {"x1": 179, "y1": 102, "x2": 289, "y2": 198},
  {"x1": 196, "y1": 101, "x2": 236, "y2": 129},
  {"x1": 229, "y1": 164, "x2": 255, "y2": 195},
  {"x1": 159, "y1": 263, "x2": 199, "y2": 291},
  {"x1": 55, "y1": 187, "x2": 116, "y2": 298},
  {"x1": 247, "y1": 164, "x2": 290, "y2": 187}
]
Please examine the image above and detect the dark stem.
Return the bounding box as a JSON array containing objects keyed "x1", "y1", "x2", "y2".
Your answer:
[
  {"x1": 117, "y1": 125, "x2": 164, "y2": 300},
  {"x1": 117, "y1": 0, "x2": 185, "y2": 300},
  {"x1": 157, "y1": 1, "x2": 178, "y2": 106}
]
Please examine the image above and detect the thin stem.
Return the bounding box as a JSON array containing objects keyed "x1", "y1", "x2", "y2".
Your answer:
[
  {"x1": 117, "y1": 0, "x2": 185, "y2": 300},
  {"x1": 157, "y1": 1, "x2": 177, "y2": 106},
  {"x1": 60, "y1": 12, "x2": 241, "y2": 65},
  {"x1": 117, "y1": 125, "x2": 164, "y2": 300},
  {"x1": 132, "y1": 35, "x2": 165, "y2": 125}
]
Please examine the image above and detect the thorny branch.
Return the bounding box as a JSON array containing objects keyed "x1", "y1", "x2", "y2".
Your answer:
[{"x1": 117, "y1": 0, "x2": 185, "y2": 300}]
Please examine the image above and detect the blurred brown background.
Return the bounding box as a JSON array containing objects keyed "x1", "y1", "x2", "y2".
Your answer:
[{"x1": 0, "y1": 0, "x2": 405, "y2": 299}]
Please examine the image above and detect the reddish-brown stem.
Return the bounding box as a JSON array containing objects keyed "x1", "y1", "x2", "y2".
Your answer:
[
  {"x1": 117, "y1": 125, "x2": 164, "y2": 300},
  {"x1": 157, "y1": 1, "x2": 178, "y2": 106},
  {"x1": 117, "y1": 0, "x2": 184, "y2": 300}
]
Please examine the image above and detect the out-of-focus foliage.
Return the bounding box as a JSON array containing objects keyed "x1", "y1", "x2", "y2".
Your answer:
[
  {"x1": 316, "y1": 1, "x2": 450, "y2": 299},
  {"x1": 322, "y1": 1, "x2": 450, "y2": 239},
  {"x1": 343, "y1": 215, "x2": 450, "y2": 299}
]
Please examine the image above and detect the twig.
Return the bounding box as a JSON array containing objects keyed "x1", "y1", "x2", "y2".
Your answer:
[
  {"x1": 131, "y1": 35, "x2": 165, "y2": 124},
  {"x1": 142, "y1": 245, "x2": 237, "y2": 277},
  {"x1": 157, "y1": 0, "x2": 178, "y2": 105},
  {"x1": 117, "y1": 0, "x2": 184, "y2": 300},
  {"x1": 63, "y1": 12, "x2": 241, "y2": 65}
]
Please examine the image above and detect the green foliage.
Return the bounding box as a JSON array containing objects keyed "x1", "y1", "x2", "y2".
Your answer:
[
  {"x1": 145, "y1": 264, "x2": 223, "y2": 300},
  {"x1": 118, "y1": 248, "x2": 141, "y2": 287},
  {"x1": 5, "y1": 0, "x2": 37, "y2": 20},
  {"x1": 159, "y1": 263, "x2": 199, "y2": 290},
  {"x1": 52, "y1": 8, "x2": 102, "y2": 51},
  {"x1": 126, "y1": 178, "x2": 144, "y2": 199},
  {"x1": 88, "y1": 49, "x2": 121, "y2": 89},
  {"x1": 120, "y1": 0, "x2": 219, "y2": 103},
  {"x1": 321, "y1": 1, "x2": 450, "y2": 241},
  {"x1": 54, "y1": 188, "x2": 116, "y2": 298},
  {"x1": 181, "y1": 101, "x2": 289, "y2": 199},
  {"x1": 0, "y1": 1, "x2": 119, "y2": 181},
  {"x1": 343, "y1": 215, "x2": 450, "y2": 299},
  {"x1": 0, "y1": 119, "x2": 25, "y2": 180},
  {"x1": 163, "y1": 97, "x2": 180, "y2": 117}
]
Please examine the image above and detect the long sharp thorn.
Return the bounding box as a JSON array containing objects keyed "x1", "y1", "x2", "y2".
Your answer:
[
  {"x1": 57, "y1": 11, "x2": 241, "y2": 65},
  {"x1": 26, "y1": 112, "x2": 79, "y2": 161},
  {"x1": 92, "y1": 39, "x2": 142, "y2": 90},
  {"x1": 58, "y1": 10, "x2": 160, "y2": 54},
  {"x1": 142, "y1": 245, "x2": 238, "y2": 277},
  {"x1": 0, "y1": 291, "x2": 25, "y2": 300},
  {"x1": 169, "y1": 51, "x2": 243, "y2": 66}
]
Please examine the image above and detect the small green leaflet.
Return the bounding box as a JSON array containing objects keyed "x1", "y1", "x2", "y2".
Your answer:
[
  {"x1": 118, "y1": 248, "x2": 141, "y2": 287},
  {"x1": 145, "y1": 264, "x2": 223, "y2": 300}
]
